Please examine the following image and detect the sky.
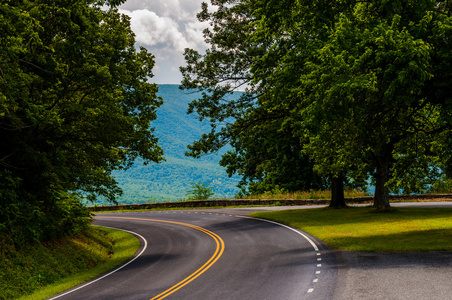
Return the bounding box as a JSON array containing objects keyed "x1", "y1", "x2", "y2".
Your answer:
[{"x1": 118, "y1": 0, "x2": 208, "y2": 84}]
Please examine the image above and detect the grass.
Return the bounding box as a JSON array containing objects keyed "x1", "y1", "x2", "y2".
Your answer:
[
  {"x1": 241, "y1": 189, "x2": 369, "y2": 200},
  {"x1": 0, "y1": 226, "x2": 139, "y2": 300},
  {"x1": 250, "y1": 206, "x2": 452, "y2": 252}
]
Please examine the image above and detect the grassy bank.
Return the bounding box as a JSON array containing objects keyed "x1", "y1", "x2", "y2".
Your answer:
[
  {"x1": 251, "y1": 207, "x2": 452, "y2": 252},
  {"x1": 0, "y1": 226, "x2": 139, "y2": 300}
]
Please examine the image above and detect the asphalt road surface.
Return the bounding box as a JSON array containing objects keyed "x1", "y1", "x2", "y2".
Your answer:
[
  {"x1": 48, "y1": 202, "x2": 452, "y2": 300},
  {"x1": 49, "y1": 210, "x2": 336, "y2": 300}
]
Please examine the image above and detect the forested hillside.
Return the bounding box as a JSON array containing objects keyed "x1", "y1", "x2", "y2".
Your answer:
[{"x1": 110, "y1": 85, "x2": 240, "y2": 203}]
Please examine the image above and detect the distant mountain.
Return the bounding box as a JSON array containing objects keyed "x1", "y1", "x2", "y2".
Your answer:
[{"x1": 111, "y1": 84, "x2": 240, "y2": 203}]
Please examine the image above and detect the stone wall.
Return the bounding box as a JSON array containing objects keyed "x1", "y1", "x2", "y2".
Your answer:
[{"x1": 89, "y1": 194, "x2": 452, "y2": 211}]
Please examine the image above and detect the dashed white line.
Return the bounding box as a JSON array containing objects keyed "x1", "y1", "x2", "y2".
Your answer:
[
  {"x1": 140, "y1": 210, "x2": 325, "y2": 297},
  {"x1": 237, "y1": 214, "x2": 323, "y2": 297}
]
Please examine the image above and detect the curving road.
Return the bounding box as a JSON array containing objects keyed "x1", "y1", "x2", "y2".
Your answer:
[
  {"x1": 49, "y1": 202, "x2": 452, "y2": 300},
  {"x1": 49, "y1": 210, "x2": 336, "y2": 300}
]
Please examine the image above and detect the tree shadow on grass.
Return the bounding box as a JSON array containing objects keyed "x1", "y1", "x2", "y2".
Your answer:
[{"x1": 253, "y1": 206, "x2": 452, "y2": 227}]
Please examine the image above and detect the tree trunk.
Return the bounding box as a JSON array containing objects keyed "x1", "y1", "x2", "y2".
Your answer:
[
  {"x1": 373, "y1": 145, "x2": 392, "y2": 211},
  {"x1": 330, "y1": 173, "x2": 346, "y2": 208}
]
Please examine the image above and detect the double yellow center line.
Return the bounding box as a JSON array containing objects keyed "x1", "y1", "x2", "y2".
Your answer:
[{"x1": 97, "y1": 217, "x2": 225, "y2": 300}]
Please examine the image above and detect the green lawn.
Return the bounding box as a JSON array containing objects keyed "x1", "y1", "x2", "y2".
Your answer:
[{"x1": 250, "y1": 207, "x2": 452, "y2": 252}]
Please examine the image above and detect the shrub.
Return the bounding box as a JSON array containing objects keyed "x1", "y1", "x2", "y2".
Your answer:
[{"x1": 186, "y1": 182, "x2": 215, "y2": 200}]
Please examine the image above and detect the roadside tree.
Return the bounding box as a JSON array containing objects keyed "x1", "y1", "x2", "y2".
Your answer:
[
  {"x1": 249, "y1": 0, "x2": 452, "y2": 210},
  {"x1": 182, "y1": 0, "x2": 452, "y2": 211},
  {"x1": 181, "y1": 0, "x2": 328, "y2": 198},
  {"x1": 0, "y1": 0, "x2": 164, "y2": 244}
]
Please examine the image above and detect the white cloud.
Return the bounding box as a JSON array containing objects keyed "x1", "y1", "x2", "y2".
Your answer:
[
  {"x1": 119, "y1": 0, "x2": 201, "y2": 22},
  {"x1": 185, "y1": 20, "x2": 207, "y2": 49},
  {"x1": 117, "y1": 0, "x2": 208, "y2": 84},
  {"x1": 119, "y1": 9, "x2": 190, "y2": 53}
]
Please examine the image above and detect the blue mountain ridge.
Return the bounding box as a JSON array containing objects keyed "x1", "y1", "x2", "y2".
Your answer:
[{"x1": 111, "y1": 84, "x2": 240, "y2": 203}]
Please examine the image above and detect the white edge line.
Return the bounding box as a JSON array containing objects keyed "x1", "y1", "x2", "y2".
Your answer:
[
  {"x1": 48, "y1": 226, "x2": 148, "y2": 300},
  {"x1": 237, "y1": 216, "x2": 319, "y2": 251}
]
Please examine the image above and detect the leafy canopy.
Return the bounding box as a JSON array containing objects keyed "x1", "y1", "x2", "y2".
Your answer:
[
  {"x1": 183, "y1": 0, "x2": 452, "y2": 210},
  {"x1": 181, "y1": 0, "x2": 327, "y2": 196},
  {"x1": 0, "y1": 0, "x2": 163, "y2": 243}
]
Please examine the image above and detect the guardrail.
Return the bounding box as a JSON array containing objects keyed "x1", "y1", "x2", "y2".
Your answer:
[{"x1": 88, "y1": 194, "x2": 452, "y2": 212}]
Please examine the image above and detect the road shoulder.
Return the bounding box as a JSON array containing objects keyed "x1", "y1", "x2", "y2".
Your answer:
[{"x1": 333, "y1": 251, "x2": 452, "y2": 300}]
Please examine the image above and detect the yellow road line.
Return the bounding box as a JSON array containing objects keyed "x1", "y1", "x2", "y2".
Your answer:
[{"x1": 96, "y1": 216, "x2": 225, "y2": 300}]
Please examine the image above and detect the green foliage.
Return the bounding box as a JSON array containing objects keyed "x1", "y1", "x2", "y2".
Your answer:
[
  {"x1": 0, "y1": 170, "x2": 92, "y2": 245},
  {"x1": 219, "y1": 107, "x2": 328, "y2": 195},
  {"x1": 0, "y1": 0, "x2": 162, "y2": 243},
  {"x1": 183, "y1": 0, "x2": 452, "y2": 211},
  {"x1": 186, "y1": 181, "x2": 215, "y2": 200},
  {"x1": 181, "y1": 0, "x2": 329, "y2": 196},
  {"x1": 291, "y1": 7, "x2": 444, "y2": 209},
  {"x1": 427, "y1": 176, "x2": 452, "y2": 194}
]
